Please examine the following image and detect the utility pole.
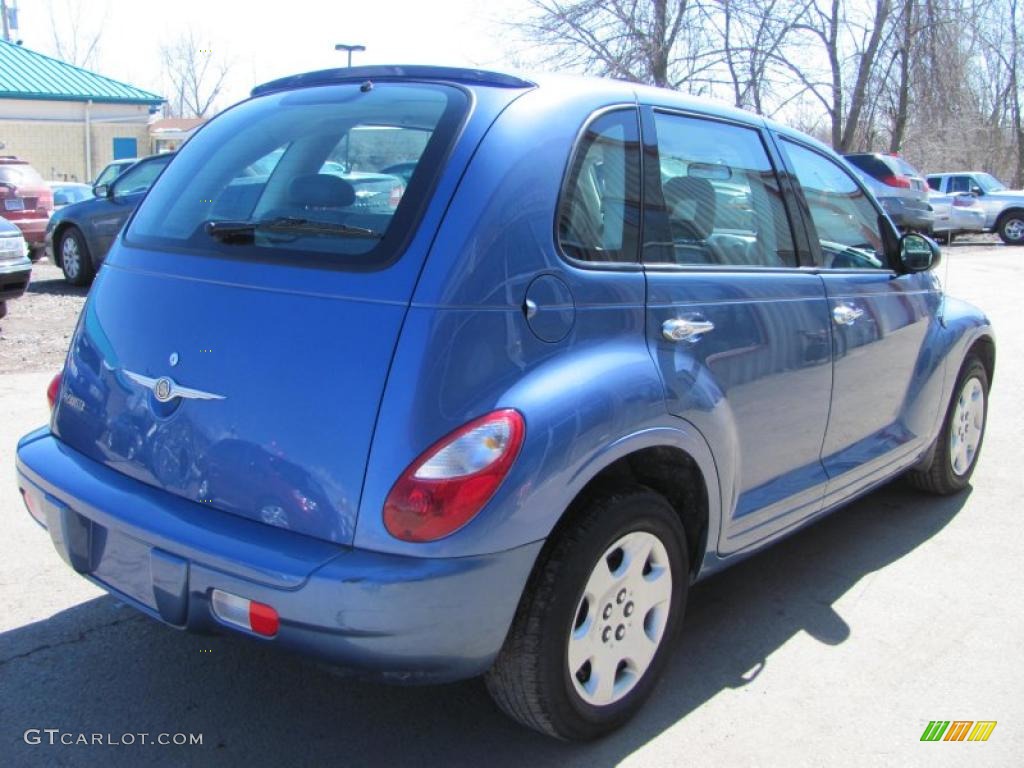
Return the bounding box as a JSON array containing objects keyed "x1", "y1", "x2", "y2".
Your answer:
[
  {"x1": 334, "y1": 43, "x2": 366, "y2": 67},
  {"x1": 1, "y1": 0, "x2": 10, "y2": 42}
]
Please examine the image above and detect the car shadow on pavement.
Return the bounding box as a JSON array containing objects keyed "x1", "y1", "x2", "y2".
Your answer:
[
  {"x1": 26, "y1": 275, "x2": 89, "y2": 298},
  {"x1": 0, "y1": 480, "x2": 967, "y2": 768}
]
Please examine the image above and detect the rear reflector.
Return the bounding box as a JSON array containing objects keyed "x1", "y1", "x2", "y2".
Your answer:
[{"x1": 210, "y1": 589, "x2": 279, "y2": 637}]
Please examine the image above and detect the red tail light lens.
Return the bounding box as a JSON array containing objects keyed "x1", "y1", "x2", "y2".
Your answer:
[
  {"x1": 46, "y1": 371, "x2": 62, "y2": 411},
  {"x1": 388, "y1": 184, "x2": 405, "y2": 208},
  {"x1": 384, "y1": 409, "x2": 525, "y2": 542},
  {"x1": 880, "y1": 175, "x2": 912, "y2": 188}
]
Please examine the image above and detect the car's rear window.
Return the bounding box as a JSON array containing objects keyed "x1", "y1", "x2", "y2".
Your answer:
[
  {"x1": 844, "y1": 154, "x2": 893, "y2": 179},
  {"x1": 0, "y1": 163, "x2": 46, "y2": 188},
  {"x1": 126, "y1": 82, "x2": 468, "y2": 269}
]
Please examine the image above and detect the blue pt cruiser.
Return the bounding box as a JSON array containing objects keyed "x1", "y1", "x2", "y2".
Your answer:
[{"x1": 16, "y1": 66, "x2": 994, "y2": 739}]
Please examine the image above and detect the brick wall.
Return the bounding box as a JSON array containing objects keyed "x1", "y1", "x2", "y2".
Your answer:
[{"x1": 0, "y1": 119, "x2": 152, "y2": 182}]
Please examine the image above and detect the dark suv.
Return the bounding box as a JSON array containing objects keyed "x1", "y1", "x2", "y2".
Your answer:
[{"x1": 844, "y1": 153, "x2": 933, "y2": 234}]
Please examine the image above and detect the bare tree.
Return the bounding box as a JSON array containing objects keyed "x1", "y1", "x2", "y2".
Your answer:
[
  {"x1": 48, "y1": 0, "x2": 108, "y2": 68},
  {"x1": 160, "y1": 29, "x2": 230, "y2": 118},
  {"x1": 712, "y1": 0, "x2": 814, "y2": 115},
  {"x1": 518, "y1": 1, "x2": 721, "y2": 90}
]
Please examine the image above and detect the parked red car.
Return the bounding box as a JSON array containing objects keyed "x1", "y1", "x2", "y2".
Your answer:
[{"x1": 0, "y1": 156, "x2": 52, "y2": 259}]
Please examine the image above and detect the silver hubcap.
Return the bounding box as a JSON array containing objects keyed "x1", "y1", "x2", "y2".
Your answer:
[
  {"x1": 950, "y1": 376, "x2": 985, "y2": 476},
  {"x1": 61, "y1": 236, "x2": 80, "y2": 277},
  {"x1": 567, "y1": 531, "x2": 672, "y2": 707},
  {"x1": 1004, "y1": 218, "x2": 1024, "y2": 241}
]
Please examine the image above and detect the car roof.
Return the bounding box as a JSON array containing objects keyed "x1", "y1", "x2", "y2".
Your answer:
[
  {"x1": 0, "y1": 156, "x2": 29, "y2": 165},
  {"x1": 249, "y1": 64, "x2": 827, "y2": 150},
  {"x1": 0, "y1": 215, "x2": 21, "y2": 235},
  {"x1": 926, "y1": 171, "x2": 987, "y2": 176}
]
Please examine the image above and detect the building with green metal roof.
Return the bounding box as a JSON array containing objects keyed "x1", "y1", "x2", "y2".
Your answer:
[{"x1": 0, "y1": 39, "x2": 164, "y2": 182}]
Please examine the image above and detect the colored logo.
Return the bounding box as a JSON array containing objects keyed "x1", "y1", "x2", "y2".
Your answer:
[{"x1": 921, "y1": 720, "x2": 997, "y2": 742}]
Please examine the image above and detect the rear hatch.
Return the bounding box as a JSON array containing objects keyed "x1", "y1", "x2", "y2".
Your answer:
[
  {"x1": 0, "y1": 159, "x2": 52, "y2": 230},
  {"x1": 52, "y1": 78, "x2": 481, "y2": 545}
]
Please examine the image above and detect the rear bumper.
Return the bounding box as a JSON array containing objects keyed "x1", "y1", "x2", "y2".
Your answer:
[
  {"x1": 878, "y1": 197, "x2": 934, "y2": 232},
  {"x1": 8, "y1": 215, "x2": 49, "y2": 244},
  {"x1": 16, "y1": 430, "x2": 541, "y2": 682}
]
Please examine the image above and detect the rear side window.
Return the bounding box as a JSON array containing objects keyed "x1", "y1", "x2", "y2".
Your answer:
[
  {"x1": 127, "y1": 83, "x2": 468, "y2": 269},
  {"x1": 558, "y1": 109, "x2": 642, "y2": 263},
  {"x1": 927, "y1": 177, "x2": 941, "y2": 191},
  {"x1": 894, "y1": 157, "x2": 922, "y2": 177},
  {"x1": 645, "y1": 112, "x2": 796, "y2": 267}
]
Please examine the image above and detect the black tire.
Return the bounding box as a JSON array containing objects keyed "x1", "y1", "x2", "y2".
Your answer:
[
  {"x1": 28, "y1": 245, "x2": 45, "y2": 262},
  {"x1": 907, "y1": 356, "x2": 989, "y2": 494},
  {"x1": 996, "y1": 211, "x2": 1024, "y2": 245},
  {"x1": 485, "y1": 486, "x2": 689, "y2": 740},
  {"x1": 58, "y1": 227, "x2": 95, "y2": 286}
]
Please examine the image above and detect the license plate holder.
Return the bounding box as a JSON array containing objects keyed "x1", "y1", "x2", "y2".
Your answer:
[{"x1": 4, "y1": 198, "x2": 25, "y2": 211}]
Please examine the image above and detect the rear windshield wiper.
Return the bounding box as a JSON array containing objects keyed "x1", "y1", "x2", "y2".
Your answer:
[{"x1": 205, "y1": 217, "x2": 383, "y2": 241}]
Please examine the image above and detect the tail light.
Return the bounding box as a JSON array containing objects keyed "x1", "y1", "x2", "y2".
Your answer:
[
  {"x1": 384, "y1": 409, "x2": 525, "y2": 542},
  {"x1": 388, "y1": 184, "x2": 404, "y2": 208},
  {"x1": 880, "y1": 175, "x2": 912, "y2": 189},
  {"x1": 46, "y1": 371, "x2": 63, "y2": 410}
]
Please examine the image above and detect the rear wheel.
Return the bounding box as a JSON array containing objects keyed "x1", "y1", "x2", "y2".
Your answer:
[
  {"x1": 59, "y1": 227, "x2": 95, "y2": 286},
  {"x1": 997, "y1": 212, "x2": 1024, "y2": 244},
  {"x1": 907, "y1": 356, "x2": 989, "y2": 494},
  {"x1": 485, "y1": 486, "x2": 688, "y2": 740}
]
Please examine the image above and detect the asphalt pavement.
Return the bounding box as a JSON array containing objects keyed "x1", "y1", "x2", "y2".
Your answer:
[{"x1": 1, "y1": 242, "x2": 1021, "y2": 767}]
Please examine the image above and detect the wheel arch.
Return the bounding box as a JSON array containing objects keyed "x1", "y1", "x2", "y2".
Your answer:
[
  {"x1": 541, "y1": 425, "x2": 721, "y2": 581},
  {"x1": 995, "y1": 207, "x2": 1024, "y2": 236},
  {"x1": 968, "y1": 333, "x2": 996, "y2": 387},
  {"x1": 51, "y1": 220, "x2": 84, "y2": 267}
]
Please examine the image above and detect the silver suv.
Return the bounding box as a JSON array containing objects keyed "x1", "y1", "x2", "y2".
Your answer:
[
  {"x1": 926, "y1": 172, "x2": 1024, "y2": 244},
  {"x1": 844, "y1": 153, "x2": 933, "y2": 234}
]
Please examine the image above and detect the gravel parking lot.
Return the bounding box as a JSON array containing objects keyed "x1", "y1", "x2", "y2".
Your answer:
[{"x1": 1, "y1": 243, "x2": 1021, "y2": 767}]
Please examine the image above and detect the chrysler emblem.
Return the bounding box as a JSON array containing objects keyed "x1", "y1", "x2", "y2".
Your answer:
[
  {"x1": 122, "y1": 370, "x2": 226, "y2": 403},
  {"x1": 154, "y1": 377, "x2": 174, "y2": 402}
]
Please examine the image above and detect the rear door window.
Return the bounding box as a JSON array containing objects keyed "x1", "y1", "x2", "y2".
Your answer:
[
  {"x1": 126, "y1": 83, "x2": 468, "y2": 269},
  {"x1": 644, "y1": 112, "x2": 797, "y2": 267}
]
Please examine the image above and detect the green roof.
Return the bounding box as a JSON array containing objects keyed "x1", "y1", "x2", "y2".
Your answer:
[{"x1": 0, "y1": 39, "x2": 163, "y2": 105}]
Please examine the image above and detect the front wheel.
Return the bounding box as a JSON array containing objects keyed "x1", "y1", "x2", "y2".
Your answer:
[
  {"x1": 485, "y1": 487, "x2": 688, "y2": 740},
  {"x1": 58, "y1": 227, "x2": 95, "y2": 286},
  {"x1": 907, "y1": 356, "x2": 989, "y2": 494},
  {"x1": 997, "y1": 213, "x2": 1024, "y2": 245}
]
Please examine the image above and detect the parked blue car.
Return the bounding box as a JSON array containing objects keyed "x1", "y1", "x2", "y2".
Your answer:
[{"x1": 16, "y1": 66, "x2": 994, "y2": 740}]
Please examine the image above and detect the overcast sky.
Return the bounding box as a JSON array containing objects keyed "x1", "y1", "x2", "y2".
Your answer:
[{"x1": 14, "y1": 0, "x2": 533, "y2": 110}]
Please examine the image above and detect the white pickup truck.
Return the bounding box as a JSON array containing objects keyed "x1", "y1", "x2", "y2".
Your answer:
[{"x1": 926, "y1": 171, "x2": 1024, "y2": 244}]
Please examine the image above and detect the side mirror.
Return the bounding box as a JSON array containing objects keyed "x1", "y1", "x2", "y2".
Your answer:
[
  {"x1": 93, "y1": 184, "x2": 111, "y2": 199},
  {"x1": 899, "y1": 232, "x2": 940, "y2": 273},
  {"x1": 970, "y1": 185, "x2": 983, "y2": 196}
]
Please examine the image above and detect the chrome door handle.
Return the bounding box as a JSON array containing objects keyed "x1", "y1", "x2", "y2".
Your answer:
[
  {"x1": 662, "y1": 317, "x2": 715, "y2": 343},
  {"x1": 832, "y1": 304, "x2": 864, "y2": 326}
]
